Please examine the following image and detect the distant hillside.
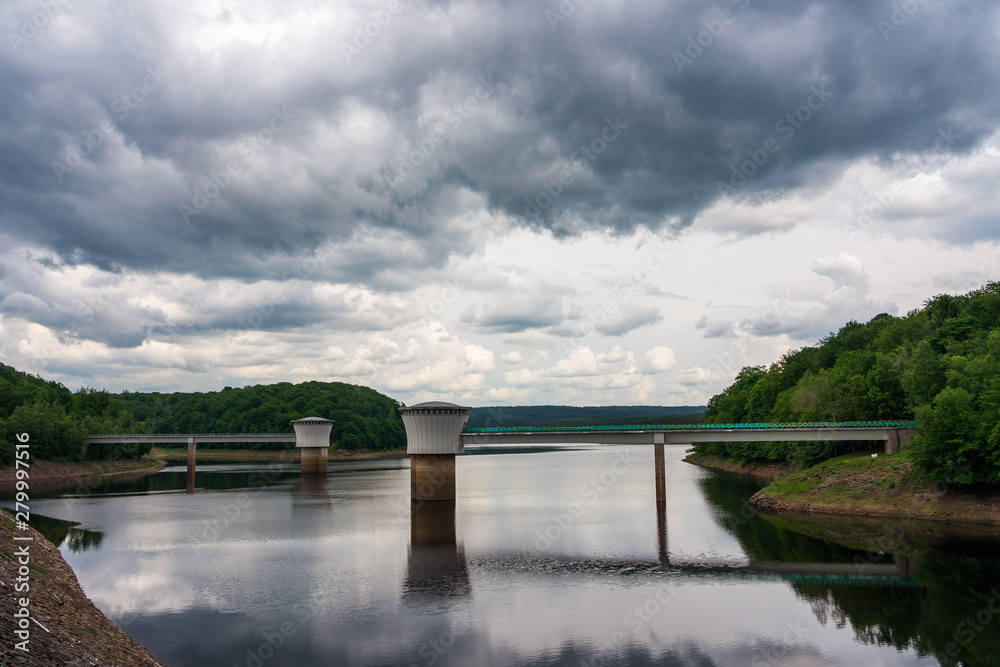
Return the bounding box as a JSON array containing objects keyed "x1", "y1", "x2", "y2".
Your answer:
[{"x1": 466, "y1": 405, "x2": 706, "y2": 428}]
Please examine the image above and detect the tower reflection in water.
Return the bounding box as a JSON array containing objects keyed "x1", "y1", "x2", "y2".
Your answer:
[{"x1": 404, "y1": 501, "x2": 471, "y2": 599}]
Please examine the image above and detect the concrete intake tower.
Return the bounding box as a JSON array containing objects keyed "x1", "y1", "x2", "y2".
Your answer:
[{"x1": 401, "y1": 402, "x2": 470, "y2": 502}]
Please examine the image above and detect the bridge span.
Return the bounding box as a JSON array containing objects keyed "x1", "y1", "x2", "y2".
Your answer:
[{"x1": 461, "y1": 421, "x2": 917, "y2": 446}]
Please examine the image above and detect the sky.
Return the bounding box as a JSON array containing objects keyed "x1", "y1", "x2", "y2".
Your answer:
[{"x1": 1, "y1": 0, "x2": 999, "y2": 407}]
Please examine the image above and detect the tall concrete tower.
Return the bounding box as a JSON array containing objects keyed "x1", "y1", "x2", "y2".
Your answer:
[
  {"x1": 293, "y1": 417, "x2": 333, "y2": 474},
  {"x1": 401, "y1": 402, "x2": 470, "y2": 502}
]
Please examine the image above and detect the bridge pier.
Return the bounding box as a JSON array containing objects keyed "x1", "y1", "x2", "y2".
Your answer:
[
  {"x1": 886, "y1": 428, "x2": 917, "y2": 455},
  {"x1": 294, "y1": 418, "x2": 334, "y2": 474},
  {"x1": 654, "y1": 439, "x2": 666, "y2": 504},
  {"x1": 402, "y1": 403, "x2": 470, "y2": 503}
]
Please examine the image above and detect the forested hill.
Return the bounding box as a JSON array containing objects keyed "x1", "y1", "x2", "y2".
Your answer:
[
  {"x1": 0, "y1": 367, "x2": 406, "y2": 464},
  {"x1": 696, "y1": 282, "x2": 1000, "y2": 485},
  {"x1": 115, "y1": 381, "x2": 405, "y2": 450},
  {"x1": 467, "y1": 405, "x2": 705, "y2": 428}
]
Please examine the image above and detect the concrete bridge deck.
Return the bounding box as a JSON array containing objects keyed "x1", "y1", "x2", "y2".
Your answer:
[{"x1": 461, "y1": 421, "x2": 917, "y2": 445}]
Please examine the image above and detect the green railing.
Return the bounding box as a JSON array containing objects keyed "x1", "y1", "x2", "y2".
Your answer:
[{"x1": 463, "y1": 421, "x2": 917, "y2": 434}]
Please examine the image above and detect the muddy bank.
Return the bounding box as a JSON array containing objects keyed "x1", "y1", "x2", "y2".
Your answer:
[
  {"x1": 686, "y1": 450, "x2": 1000, "y2": 528},
  {"x1": 0, "y1": 458, "x2": 166, "y2": 484},
  {"x1": 0, "y1": 510, "x2": 163, "y2": 666},
  {"x1": 683, "y1": 452, "x2": 795, "y2": 484},
  {"x1": 749, "y1": 452, "x2": 1000, "y2": 527}
]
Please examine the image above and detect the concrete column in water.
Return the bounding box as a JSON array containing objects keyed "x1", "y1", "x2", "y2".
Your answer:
[
  {"x1": 401, "y1": 402, "x2": 470, "y2": 503},
  {"x1": 654, "y1": 435, "x2": 666, "y2": 504},
  {"x1": 293, "y1": 417, "x2": 334, "y2": 474}
]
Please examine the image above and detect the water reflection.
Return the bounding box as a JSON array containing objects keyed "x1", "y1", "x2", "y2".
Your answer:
[
  {"x1": 28, "y1": 512, "x2": 104, "y2": 553},
  {"x1": 404, "y1": 501, "x2": 471, "y2": 599},
  {"x1": 7, "y1": 449, "x2": 1000, "y2": 666}
]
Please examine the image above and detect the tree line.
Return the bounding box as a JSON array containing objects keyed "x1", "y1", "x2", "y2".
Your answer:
[
  {"x1": 693, "y1": 282, "x2": 1000, "y2": 484},
  {"x1": 0, "y1": 369, "x2": 406, "y2": 465}
]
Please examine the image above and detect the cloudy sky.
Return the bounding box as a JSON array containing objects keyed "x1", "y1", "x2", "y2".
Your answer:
[{"x1": 1, "y1": 0, "x2": 999, "y2": 406}]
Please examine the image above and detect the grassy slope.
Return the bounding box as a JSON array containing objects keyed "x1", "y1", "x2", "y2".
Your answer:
[{"x1": 747, "y1": 451, "x2": 1000, "y2": 526}]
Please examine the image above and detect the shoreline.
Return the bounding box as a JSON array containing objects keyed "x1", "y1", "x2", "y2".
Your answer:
[
  {"x1": 685, "y1": 450, "x2": 1000, "y2": 528},
  {"x1": 0, "y1": 510, "x2": 163, "y2": 666},
  {"x1": 0, "y1": 457, "x2": 168, "y2": 484}
]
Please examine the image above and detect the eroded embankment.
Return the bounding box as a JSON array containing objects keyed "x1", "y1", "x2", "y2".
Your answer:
[{"x1": 0, "y1": 510, "x2": 163, "y2": 666}]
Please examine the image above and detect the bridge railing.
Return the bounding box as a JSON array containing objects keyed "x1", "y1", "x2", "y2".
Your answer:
[{"x1": 462, "y1": 421, "x2": 917, "y2": 434}]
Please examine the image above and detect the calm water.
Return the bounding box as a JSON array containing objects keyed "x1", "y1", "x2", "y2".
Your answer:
[{"x1": 10, "y1": 446, "x2": 1000, "y2": 666}]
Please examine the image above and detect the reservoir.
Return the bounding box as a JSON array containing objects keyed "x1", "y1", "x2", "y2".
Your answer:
[{"x1": 10, "y1": 446, "x2": 1000, "y2": 666}]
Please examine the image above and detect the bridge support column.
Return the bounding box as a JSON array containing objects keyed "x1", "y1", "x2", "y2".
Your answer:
[
  {"x1": 411, "y1": 454, "x2": 456, "y2": 502},
  {"x1": 656, "y1": 496, "x2": 669, "y2": 567},
  {"x1": 654, "y1": 441, "x2": 666, "y2": 504},
  {"x1": 294, "y1": 417, "x2": 334, "y2": 475},
  {"x1": 401, "y1": 403, "x2": 470, "y2": 504},
  {"x1": 886, "y1": 428, "x2": 916, "y2": 455},
  {"x1": 300, "y1": 447, "x2": 329, "y2": 474}
]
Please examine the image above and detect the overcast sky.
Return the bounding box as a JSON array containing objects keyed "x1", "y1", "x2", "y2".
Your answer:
[{"x1": 1, "y1": 0, "x2": 999, "y2": 407}]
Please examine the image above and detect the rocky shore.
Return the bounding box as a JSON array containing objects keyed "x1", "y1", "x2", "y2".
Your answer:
[{"x1": 0, "y1": 510, "x2": 162, "y2": 666}]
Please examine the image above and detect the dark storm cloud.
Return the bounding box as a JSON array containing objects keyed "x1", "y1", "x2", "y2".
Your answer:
[{"x1": 1, "y1": 0, "x2": 998, "y2": 287}]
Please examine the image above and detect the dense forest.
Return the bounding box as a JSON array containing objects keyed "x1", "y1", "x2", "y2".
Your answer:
[
  {"x1": 694, "y1": 282, "x2": 1000, "y2": 485},
  {"x1": 0, "y1": 368, "x2": 406, "y2": 465},
  {"x1": 0, "y1": 364, "x2": 150, "y2": 465},
  {"x1": 115, "y1": 381, "x2": 406, "y2": 451}
]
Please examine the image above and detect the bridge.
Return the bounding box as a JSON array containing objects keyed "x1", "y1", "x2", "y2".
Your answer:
[
  {"x1": 86, "y1": 419, "x2": 919, "y2": 490},
  {"x1": 88, "y1": 412, "x2": 921, "y2": 585},
  {"x1": 461, "y1": 421, "x2": 917, "y2": 445}
]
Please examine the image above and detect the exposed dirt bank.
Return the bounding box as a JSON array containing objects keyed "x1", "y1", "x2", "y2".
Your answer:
[
  {"x1": 683, "y1": 452, "x2": 796, "y2": 484},
  {"x1": 743, "y1": 452, "x2": 1000, "y2": 526},
  {"x1": 0, "y1": 458, "x2": 167, "y2": 484},
  {"x1": 0, "y1": 510, "x2": 162, "y2": 666}
]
